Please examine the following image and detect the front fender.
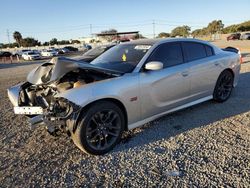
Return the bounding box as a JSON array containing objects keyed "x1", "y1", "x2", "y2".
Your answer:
[{"x1": 55, "y1": 74, "x2": 140, "y2": 125}]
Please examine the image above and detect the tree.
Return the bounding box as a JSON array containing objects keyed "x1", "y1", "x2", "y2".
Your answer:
[
  {"x1": 133, "y1": 33, "x2": 146, "y2": 39},
  {"x1": 171, "y1": 25, "x2": 191, "y2": 37},
  {"x1": 191, "y1": 27, "x2": 208, "y2": 37},
  {"x1": 207, "y1": 20, "x2": 224, "y2": 34},
  {"x1": 50, "y1": 38, "x2": 58, "y2": 45},
  {"x1": 21, "y1": 37, "x2": 40, "y2": 47},
  {"x1": 222, "y1": 20, "x2": 250, "y2": 33},
  {"x1": 157, "y1": 32, "x2": 170, "y2": 38},
  {"x1": 13, "y1": 31, "x2": 23, "y2": 47},
  {"x1": 71, "y1": 40, "x2": 81, "y2": 44}
]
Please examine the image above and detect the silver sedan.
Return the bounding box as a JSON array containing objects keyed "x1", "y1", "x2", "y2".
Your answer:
[{"x1": 7, "y1": 38, "x2": 241, "y2": 155}]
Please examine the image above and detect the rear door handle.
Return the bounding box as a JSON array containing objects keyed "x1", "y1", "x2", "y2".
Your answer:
[
  {"x1": 214, "y1": 62, "x2": 219, "y2": 66},
  {"x1": 181, "y1": 71, "x2": 189, "y2": 77}
]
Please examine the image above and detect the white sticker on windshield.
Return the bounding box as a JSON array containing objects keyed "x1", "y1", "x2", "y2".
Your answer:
[{"x1": 134, "y1": 45, "x2": 151, "y2": 50}]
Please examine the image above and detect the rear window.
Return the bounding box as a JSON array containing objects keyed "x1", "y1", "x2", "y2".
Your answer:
[
  {"x1": 205, "y1": 45, "x2": 214, "y2": 56},
  {"x1": 183, "y1": 42, "x2": 207, "y2": 61}
]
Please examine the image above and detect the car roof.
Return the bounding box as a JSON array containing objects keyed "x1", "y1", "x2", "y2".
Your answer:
[{"x1": 122, "y1": 38, "x2": 214, "y2": 46}]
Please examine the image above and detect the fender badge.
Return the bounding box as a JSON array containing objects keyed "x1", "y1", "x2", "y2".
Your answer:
[{"x1": 130, "y1": 96, "x2": 138, "y2": 102}]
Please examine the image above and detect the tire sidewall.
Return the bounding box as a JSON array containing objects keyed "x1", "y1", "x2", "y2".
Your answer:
[{"x1": 213, "y1": 70, "x2": 234, "y2": 102}]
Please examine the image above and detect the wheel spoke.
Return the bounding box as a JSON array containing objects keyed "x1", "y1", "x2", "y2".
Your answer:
[
  {"x1": 87, "y1": 128, "x2": 98, "y2": 136},
  {"x1": 90, "y1": 133, "x2": 99, "y2": 142},
  {"x1": 107, "y1": 130, "x2": 119, "y2": 137},
  {"x1": 108, "y1": 124, "x2": 121, "y2": 130},
  {"x1": 106, "y1": 113, "x2": 118, "y2": 124},
  {"x1": 103, "y1": 111, "x2": 112, "y2": 123}
]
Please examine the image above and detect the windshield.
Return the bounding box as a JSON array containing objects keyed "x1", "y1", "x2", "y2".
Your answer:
[
  {"x1": 91, "y1": 44, "x2": 151, "y2": 73},
  {"x1": 84, "y1": 46, "x2": 107, "y2": 56}
]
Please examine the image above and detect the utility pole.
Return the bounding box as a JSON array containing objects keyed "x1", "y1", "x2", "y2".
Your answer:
[
  {"x1": 90, "y1": 24, "x2": 92, "y2": 37},
  {"x1": 152, "y1": 20, "x2": 155, "y2": 38},
  {"x1": 6, "y1": 29, "x2": 10, "y2": 45}
]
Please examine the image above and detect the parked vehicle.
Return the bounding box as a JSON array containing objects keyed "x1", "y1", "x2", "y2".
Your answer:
[
  {"x1": 7, "y1": 39, "x2": 241, "y2": 155},
  {"x1": 54, "y1": 48, "x2": 65, "y2": 55},
  {"x1": 240, "y1": 33, "x2": 250, "y2": 40},
  {"x1": 63, "y1": 46, "x2": 78, "y2": 52},
  {"x1": 41, "y1": 49, "x2": 57, "y2": 57},
  {"x1": 22, "y1": 51, "x2": 41, "y2": 60},
  {"x1": 82, "y1": 44, "x2": 92, "y2": 52},
  {"x1": 0, "y1": 51, "x2": 12, "y2": 57},
  {"x1": 77, "y1": 44, "x2": 115, "y2": 62},
  {"x1": 227, "y1": 33, "x2": 241, "y2": 41},
  {"x1": 14, "y1": 49, "x2": 30, "y2": 56}
]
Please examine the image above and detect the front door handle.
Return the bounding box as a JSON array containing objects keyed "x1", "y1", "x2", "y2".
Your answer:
[
  {"x1": 214, "y1": 62, "x2": 219, "y2": 66},
  {"x1": 181, "y1": 71, "x2": 189, "y2": 77}
]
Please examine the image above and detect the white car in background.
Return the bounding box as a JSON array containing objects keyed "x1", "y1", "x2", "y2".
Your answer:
[
  {"x1": 41, "y1": 49, "x2": 57, "y2": 57},
  {"x1": 22, "y1": 51, "x2": 41, "y2": 60}
]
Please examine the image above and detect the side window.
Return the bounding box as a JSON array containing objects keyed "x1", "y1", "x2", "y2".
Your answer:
[
  {"x1": 205, "y1": 45, "x2": 214, "y2": 57},
  {"x1": 147, "y1": 42, "x2": 183, "y2": 68},
  {"x1": 182, "y1": 42, "x2": 207, "y2": 61}
]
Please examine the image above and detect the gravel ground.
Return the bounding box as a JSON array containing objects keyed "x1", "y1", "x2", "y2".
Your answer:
[{"x1": 0, "y1": 62, "x2": 249, "y2": 187}]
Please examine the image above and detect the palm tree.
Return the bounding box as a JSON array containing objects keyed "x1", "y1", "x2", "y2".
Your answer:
[{"x1": 13, "y1": 31, "x2": 23, "y2": 47}]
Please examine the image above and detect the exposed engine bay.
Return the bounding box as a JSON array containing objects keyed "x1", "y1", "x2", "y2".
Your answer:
[{"x1": 9, "y1": 57, "x2": 121, "y2": 135}]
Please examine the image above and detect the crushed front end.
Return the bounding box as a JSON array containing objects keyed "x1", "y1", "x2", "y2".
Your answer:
[
  {"x1": 7, "y1": 57, "x2": 119, "y2": 135},
  {"x1": 7, "y1": 81, "x2": 81, "y2": 135}
]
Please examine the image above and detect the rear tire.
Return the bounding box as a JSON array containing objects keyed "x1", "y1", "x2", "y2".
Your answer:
[
  {"x1": 72, "y1": 101, "x2": 125, "y2": 155},
  {"x1": 213, "y1": 70, "x2": 234, "y2": 102}
]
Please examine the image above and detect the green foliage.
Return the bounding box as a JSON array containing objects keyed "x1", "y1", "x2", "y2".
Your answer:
[
  {"x1": 21, "y1": 37, "x2": 41, "y2": 47},
  {"x1": 207, "y1": 20, "x2": 224, "y2": 34},
  {"x1": 13, "y1": 31, "x2": 23, "y2": 47},
  {"x1": 157, "y1": 32, "x2": 170, "y2": 38},
  {"x1": 171, "y1": 25, "x2": 191, "y2": 37},
  {"x1": 50, "y1": 38, "x2": 58, "y2": 45},
  {"x1": 192, "y1": 27, "x2": 208, "y2": 37},
  {"x1": 58, "y1": 40, "x2": 70, "y2": 45},
  {"x1": 71, "y1": 40, "x2": 81, "y2": 44},
  {"x1": 133, "y1": 33, "x2": 146, "y2": 39},
  {"x1": 0, "y1": 42, "x2": 19, "y2": 48},
  {"x1": 222, "y1": 20, "x2": 250, "y2": 33}
]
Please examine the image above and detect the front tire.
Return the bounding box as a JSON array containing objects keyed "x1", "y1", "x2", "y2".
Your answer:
[
  {"x1": 72, "y1": 101, "x2": 125, "y2": 155},
  {"x1": 213, "y1": 70, "x2": 234, "y2": 102}
]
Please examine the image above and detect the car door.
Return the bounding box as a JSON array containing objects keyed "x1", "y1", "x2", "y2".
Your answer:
[
  {"x1": 182, "y1": 42, "x2": 221, "y2": 100},
  {"x1": 139, "y1": 42, "x2": 191, "y2": 119}
]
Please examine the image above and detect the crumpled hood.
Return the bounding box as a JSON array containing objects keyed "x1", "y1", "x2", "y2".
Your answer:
[{"x1": 27, "y1": 57, "x2": 122, "y2": 85}]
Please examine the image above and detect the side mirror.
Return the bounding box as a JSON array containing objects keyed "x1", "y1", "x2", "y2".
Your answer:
[{"x1": 145, "y1": 61, "x2": 163, "y2": 71}]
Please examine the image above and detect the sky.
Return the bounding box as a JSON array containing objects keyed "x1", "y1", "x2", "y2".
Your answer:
[{"x1": 0, "y1": 0, "x2": 250, "y2": 43}]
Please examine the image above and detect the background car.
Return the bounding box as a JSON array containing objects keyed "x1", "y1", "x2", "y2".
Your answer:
[
  {"x1": 63, "y1": 46, "x2": 78, "y2": 52},
  {"x1": 77, "y1": 44, "x2": 115, "y2": 62},
  {"x1": 227, "y1": 33, "x2": 241, "y2": 41},
  {"x1": 41, "y1": 49, "x2": 57, "y2": 57},
  {"x1": 0, "y1": 51, "x2": 12, "y2": 58},
  {"x1": 240, "y1": 33, "x2": 250, "y2": 40},
  {"x1": 14, "y1": 49, "x2": 30, "y2": 56},
  {"x1": 82, "y1": 44, "x2": 92, "y2": 53},
  {"x1": 22, "y1": 51, "x2": 41, "y2": 60}
]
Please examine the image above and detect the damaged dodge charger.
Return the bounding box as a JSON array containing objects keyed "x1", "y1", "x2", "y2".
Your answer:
[{"x1": 7, "y1": 39, "x2": 241, "y2": 155}]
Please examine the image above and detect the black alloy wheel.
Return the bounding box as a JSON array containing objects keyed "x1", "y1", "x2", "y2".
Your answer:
[
  {"x1": 213, "y1": 70, "x2": 234, "y2": 102},
  {"x1": 72, "y1": 101, "x2": 125, "y2": 155}
]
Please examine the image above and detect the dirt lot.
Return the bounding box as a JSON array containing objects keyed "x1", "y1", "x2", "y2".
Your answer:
[{"x1": 0, "y1": 61, "x2": 250, "y2": 187}]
